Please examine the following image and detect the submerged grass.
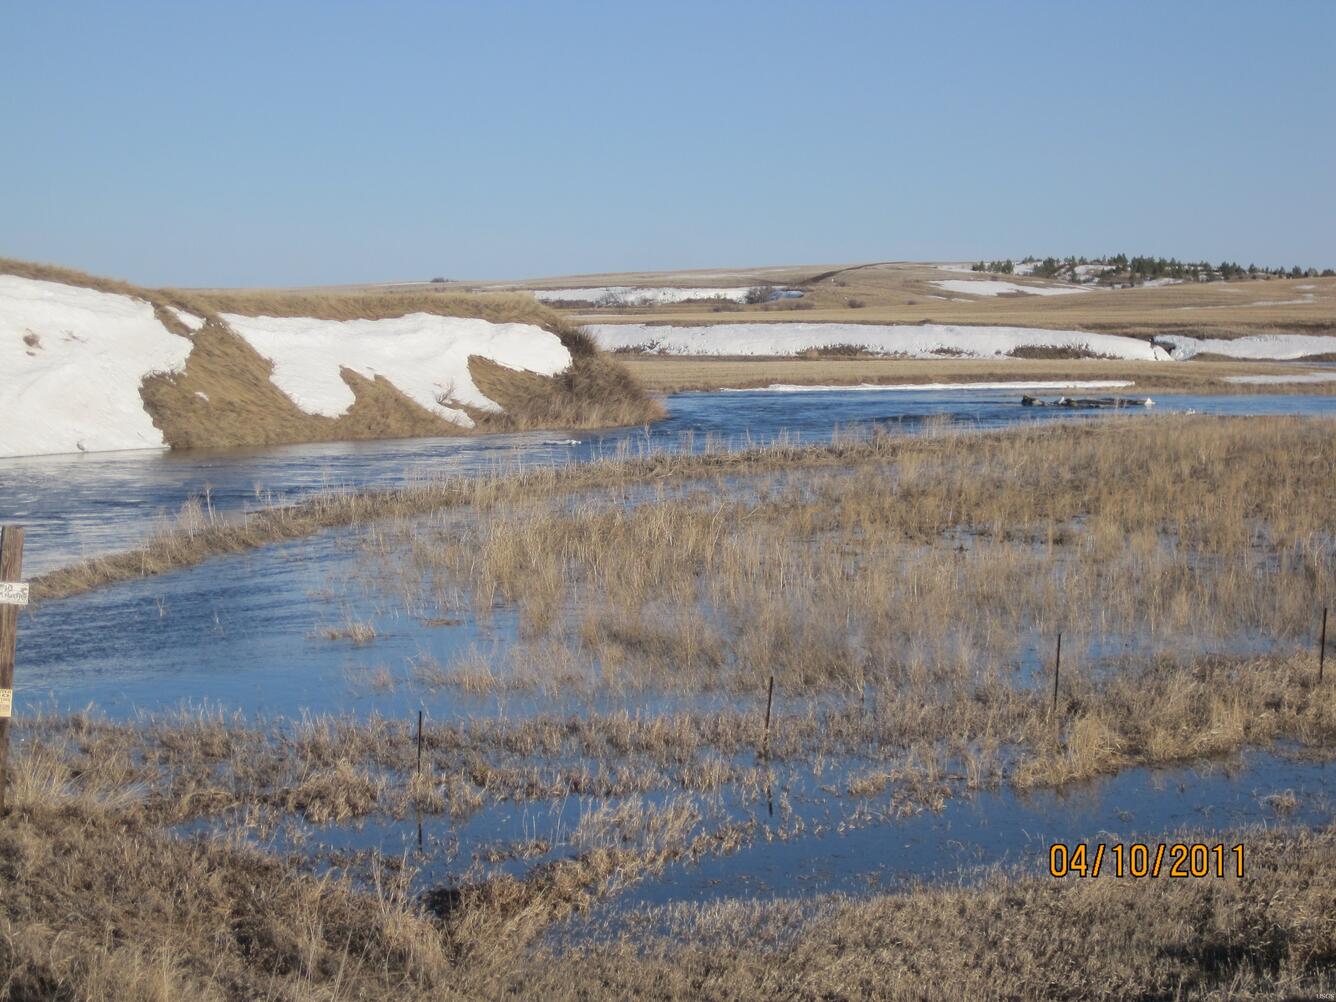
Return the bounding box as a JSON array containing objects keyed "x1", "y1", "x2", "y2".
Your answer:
[
  {"x1": 3, "y1": 723, "x2": 1334, "y2": 1000},
  {"x1": 535, "y1": 826, "x2": 1336, "y2": 1001},
  {"x1": 375, "y1": 416, "x2": 1334, "y2": 695},
  {"x1": 32, "y1": 414, "x2": 1334, "y2": 606}
]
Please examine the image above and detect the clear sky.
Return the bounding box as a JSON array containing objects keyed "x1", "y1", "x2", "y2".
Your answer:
[{"x1": 3, "y1": 1, "x2": 1333, "y2": 287}]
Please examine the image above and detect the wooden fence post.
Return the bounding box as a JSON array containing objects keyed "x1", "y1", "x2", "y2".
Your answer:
[
  {"x1": 1320, "y1": 607, "x2": 1328, "y2": 684},
  {"x1": 1051, "y1": 632, "x2": 1063, "y2": 718},
  {"x1": 761, "y1": 675, "x2": 775, "y2": 761},
  {"x1": 0, "y1": 525, "x2": 28, "y2": 816}
]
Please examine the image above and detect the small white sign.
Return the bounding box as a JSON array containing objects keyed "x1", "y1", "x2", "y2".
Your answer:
[
  {"x1": 0, "y1": 582, "x2": 28, "y2": 606},
  {"x1": 0, "y1": 688, "x2": 10, "y2": 718}
]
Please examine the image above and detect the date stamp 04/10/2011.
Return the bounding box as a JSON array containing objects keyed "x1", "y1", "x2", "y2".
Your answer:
[{"x1": 1048, "y1": 842, "x2": 1246, "y2": 879}]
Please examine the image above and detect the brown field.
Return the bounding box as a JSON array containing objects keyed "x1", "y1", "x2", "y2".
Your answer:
[
  {"x1": 618, "y1": 354, "x2": 1336, "y2": 394},
  {"x1": 181, "y1": 260, "x2": 1336, "y2": 339},
  {"x1": 541, "y1": 261, "x2": 1336, "y2": 339}
]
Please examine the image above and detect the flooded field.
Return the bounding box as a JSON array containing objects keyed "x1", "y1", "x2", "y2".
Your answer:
[
  {"x1": 7, "y1": 390, "x2": 1335, "y2": 960},
  {"x1": 7, "y1": 387, "x2": 1336, "y2": 574}
]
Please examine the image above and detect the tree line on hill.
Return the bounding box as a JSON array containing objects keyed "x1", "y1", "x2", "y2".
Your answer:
[{"x1": 971, "y1": 254, "x2": 1334, "y2": 285}]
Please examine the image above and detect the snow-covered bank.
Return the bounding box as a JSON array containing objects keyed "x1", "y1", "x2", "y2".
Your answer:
[
  {"x1": 224, "y1": 313, "x2": 571, "y2": 427},
  {"x1": 589, "y1": 323, "x2": 1172, "y2": 361},
  {"x1": 0, "y1": 275, "x2": 192, "y2": 457},
  {"x1": 0, "y1": 272, "x2": 578, "y2": 457},
  {"x1": 1157, "y1": 333, "x2": 1336, "y2": 361},
  {"x1": 1224, "y1": 373, "x2": 1336, "y2": 385},
  {"x1": 931, "y1": 279, "x2": 1089, "y2": 297},
  {"x1": 723, "y1": 380, "x2": 1136, "y2": 393}
]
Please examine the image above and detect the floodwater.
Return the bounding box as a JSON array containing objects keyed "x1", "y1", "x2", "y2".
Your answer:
[{"x1": 5, "y1": 386, "x2": 1336, "y2": 907}]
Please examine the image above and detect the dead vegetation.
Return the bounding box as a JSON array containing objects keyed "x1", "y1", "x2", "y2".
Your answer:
[
  {"x1": 379, "y1": 416, "x2": 1334, "y2": 694},
  {"x1": 531, "y1": 826, "x2": 1336, "y2": 1000},
  {"x1": 2, "y1": 718, "x2": 1333, "y2": 1000},
  {"x1": 0, "y1": 785, "x2": 694, "y2": 1001}
]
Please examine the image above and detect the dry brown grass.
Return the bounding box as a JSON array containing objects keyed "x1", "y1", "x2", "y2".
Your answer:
[
  {"x1": 185, "y1": 287, "x2": 583, "y2": 334},
  {"x1": 0, "y1": 790, "x2": 677, "y2": 1000},
  {"x1": 466, "y1": 354, "x2": 666, "y2": 432},
  {"x1": 382, "y1": 416, "x2": 1333, "y2": 694},
  {"x1": 2, "y1": 725, "x2": 1333, "y2": 1000},
  {"x1": 618, "y1": 354, "x2": 1336, "y2": 394},
  {"x1": 0, "y1": 712, "x2": 739, "y2": 1000},
  {"x1": 525, "y1": 826, "x2": 1336, "y2": 1000}
]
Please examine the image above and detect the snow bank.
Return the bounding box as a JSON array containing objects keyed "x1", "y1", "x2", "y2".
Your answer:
[
  {"x1": 1157, "y1": 333, "x2": 1336, "y2": 360},
  {"x1": 932, "y1": 280, "x2": 1089, "y2": 298},
  {"x1": 589, "y1": 323, "x2": 1172, "y2": 361},
  {"x1": 0, "y1": 275, "x2": 192, "y2": 457},
  {"x1": 224, "y1": 313, "x2": 571, "y2": 428},
  {"x1": 531, "y1": 287, "x2": 754, "y2": 306},
  {"x1": 724, "y1": 380, "x2": 1136, "y2": 393},
  {"x1": 169, "y1": 306, "x2": 206, "y2": 331},
  {"x1": 1224, "y1": 373, "x2": 1336, "y2": 385}
]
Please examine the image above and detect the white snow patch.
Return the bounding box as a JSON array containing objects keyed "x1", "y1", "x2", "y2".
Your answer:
[
  {"x1": 531, "y1": 287, "x2": 754, "y2": 306},
  {"x1": 1137, "y1": 278, "x2": 1183, "y2": 288},
  {"x1": 590, "y1": 323, "x2": 1172, "y2": 361},
  {"x1": 1223, "y1": 373, "x2": 1336, "y2": 385},
  {"x1": 0, "y1": 275, "x2": 193, "y2": 457},
  {"x1": 725, "y1": 380, "x2": 1136, "y2": 393},
  {"x1": 1157, "y1": 333, "x2": 1336, "y2": 361},
  {"x1": 932, "y1": 280, "x2": 1089, "y2": 298},
  {"x1": 195, "y1": 391, "x2": 210, "y2": 402},
  {"x1": 1249, "y1": 295, "x2": 1315, "y2": 306},
  {"x1": 169, "y1": 306, "x2": 206, "y2": 331},
  {"x1": 224, "y1": 313, "x2": 571, "y2": 427}
]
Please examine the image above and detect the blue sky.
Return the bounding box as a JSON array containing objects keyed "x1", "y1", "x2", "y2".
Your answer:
[{"x1": 2, "y1": 1, "x2": 1333, "y2": 286}]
